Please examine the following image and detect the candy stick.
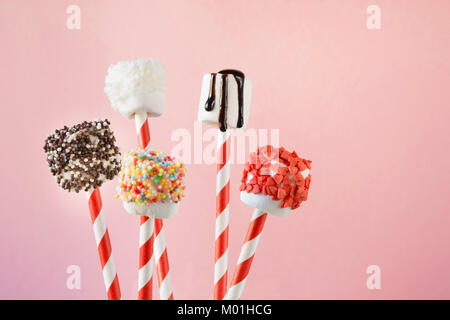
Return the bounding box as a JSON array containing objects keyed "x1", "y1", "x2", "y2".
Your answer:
[
  {"x1": 87, "y1": 187, "x2": 121, "y2": 300},
  {"x1": 225, "y1": 209, "x2": 267, "y2": 300},
  {"x1": 135, "y1": 112, "x2": 173, "y2": 300},
  {"x1": 215, "y1": 129, "x2": 231, "y2": 300}
]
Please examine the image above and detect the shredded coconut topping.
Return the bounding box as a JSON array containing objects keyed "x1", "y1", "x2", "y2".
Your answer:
[{"x1": 104, "y1": 59, "x2": 166, "y2": 112}]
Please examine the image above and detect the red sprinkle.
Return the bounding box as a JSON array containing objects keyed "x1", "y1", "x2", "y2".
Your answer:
[{"x1": 240, "y1": 145, "x2": 311, "y2": 210}]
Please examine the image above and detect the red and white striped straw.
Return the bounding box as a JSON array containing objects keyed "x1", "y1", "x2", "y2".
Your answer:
[
  {"x1": 154, "y1": 218, "x2": 174, "y2": 299},
  {"x1": 215, "y1": 129, "x2": 231, "y2": 300},
  {"x1": 135, "y1": 112, "x2": 154, "y2": 300},
  {"x1": 225, "y1": 209, "x2": 268, "y2": 300},
  {"x1": 135, "y1": 112, "x2": 173, "y2": 300},
  {"x1": 86, "y1": 187, "x2": 121, "y2": 300},
  {"x1": 138, "y1": 216, "x2": 154, "y2": 300}
]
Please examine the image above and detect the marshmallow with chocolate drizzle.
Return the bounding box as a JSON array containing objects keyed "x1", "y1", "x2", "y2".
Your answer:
[{"x1": 198, "y1": 69, "x2": 251, "y2": 131}]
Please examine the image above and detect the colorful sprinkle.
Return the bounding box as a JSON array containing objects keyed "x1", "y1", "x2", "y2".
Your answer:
[{"x1": 117, "y1": 150, "x2": 186, "y2": 205}]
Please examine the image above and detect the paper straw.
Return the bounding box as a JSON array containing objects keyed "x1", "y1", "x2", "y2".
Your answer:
[
  {"x1": 138, "y1": 216, "x2": 154, "y2": 300},
  {"x1": 214, "y1": 129, "x2": 231, "y2": 299},
  {"x1": 154, "y1": 218, "x2": 174, "y2": 300},
  {"x1": 86, "y1": 187, "x2": 121, "y2": 300},
  {"x1": 225, "y1": 209, "x2": 267, "y2": 300},
  {"x1": 135, "y1": 112, "x2": 173, "y2": 300},
  {"x1": 134, "y1": 112, "x2": 155, "y2": 300}
]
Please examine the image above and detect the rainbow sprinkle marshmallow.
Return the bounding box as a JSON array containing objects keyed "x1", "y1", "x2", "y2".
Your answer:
[{"x1": 117, "y1": 150, "x2": 186, "y2": 207}]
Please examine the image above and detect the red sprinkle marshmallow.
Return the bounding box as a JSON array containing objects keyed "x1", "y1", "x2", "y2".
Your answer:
[{"x1": 239, "y1": 145, "x2": 311, "y2": 210}]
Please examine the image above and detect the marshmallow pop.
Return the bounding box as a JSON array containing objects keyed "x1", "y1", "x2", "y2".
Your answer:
[
  {"x1": 197, "y1": 69, "x2": 252, "y2": 299},
  {"x1": 105, "y1": 58, "x2": 174, "y2": 300},
  {"x1": 116, "y1": 149, "x2": 186, "y2": 300},
  {"x1": 43, "y1": 119, "x2": 122, "y2": 299},
  {"x1": 117, "y1": 149, "x2": 186, "y2": 219},
  {"x1": 225, "y1": 145, "x2": 311, "y2": 300}
]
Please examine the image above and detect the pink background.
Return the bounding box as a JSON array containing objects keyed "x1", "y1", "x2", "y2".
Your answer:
[{"x1": 0, "y1": 0, "x2": 449, "y2": 299}]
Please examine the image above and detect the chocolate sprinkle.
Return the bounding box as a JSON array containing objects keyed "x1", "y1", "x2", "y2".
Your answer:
[{"x1": 43, "y1": 119, "x2": 121, "y2": 193}]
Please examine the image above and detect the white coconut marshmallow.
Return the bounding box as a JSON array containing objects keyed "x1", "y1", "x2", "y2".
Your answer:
[
  {"x1": 198, "y1": 70, "x2": 252, "y2": 131},
  {"x1": 104, "y1": 59, "x2": 166, "y2": 119},
  {"x1": 239, "y1": 146, "x2": 311, "y2": 217}
]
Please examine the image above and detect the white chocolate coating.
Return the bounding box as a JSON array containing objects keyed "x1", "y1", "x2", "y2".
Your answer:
[
  {"x1": 123, "y1": 201, "x2": 180, "y2": 219},
  {"x1": 241, "y1": 169, "x2": 310, "y2": 218},
  {"x1": 240, "y1": 191, "x2": 291, "y2": 217}
]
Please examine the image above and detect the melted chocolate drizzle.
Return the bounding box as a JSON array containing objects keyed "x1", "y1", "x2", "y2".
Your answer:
[
  {"x1": 205, "y1": 73, "x2": 216, "y2": 111},
  {"x1": 204, "y1": 69, "x2": 245, "y2": 132},
  {"x1": 218, "y1": 73, "x2": 228, "y2": 132}
]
